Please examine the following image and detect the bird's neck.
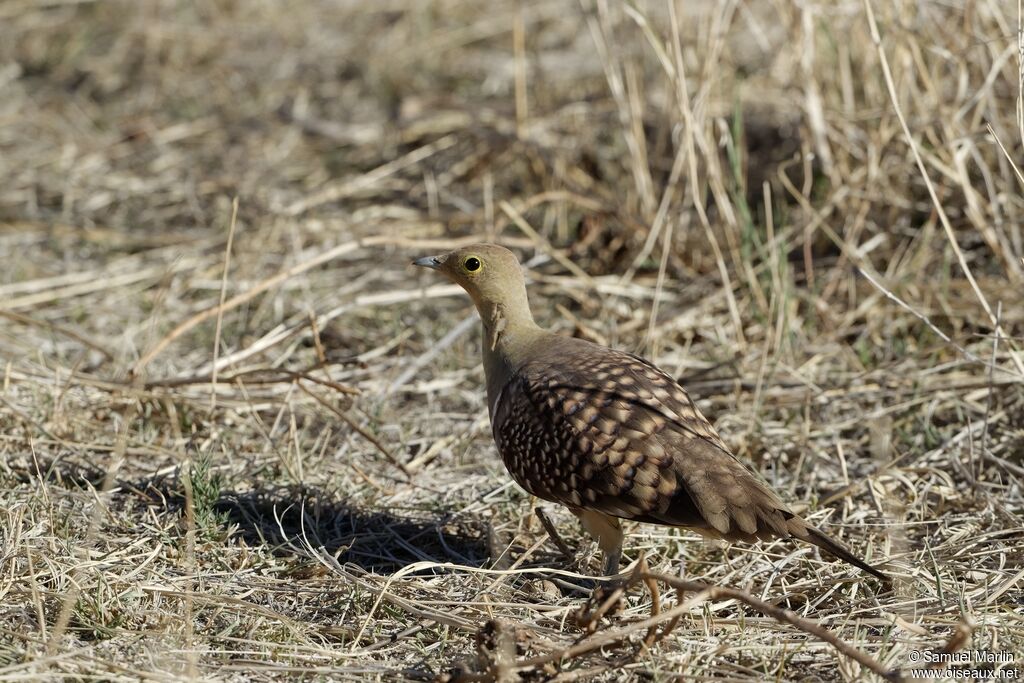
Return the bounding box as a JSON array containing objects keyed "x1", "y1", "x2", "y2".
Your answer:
[
  {"x1": 480, "y1": 299, "x2": 539, "y2": 348},
  {"x1": 479, "y1": 298, "x2": 542, "y2": 411},
  {"x1": 473, "y1": 282, "x2": 536, "y2": 349}
]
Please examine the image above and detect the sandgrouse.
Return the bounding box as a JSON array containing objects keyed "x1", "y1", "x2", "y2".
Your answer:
[{"x1": 414, "y1": 243, "x2": 886, "y2": 581}]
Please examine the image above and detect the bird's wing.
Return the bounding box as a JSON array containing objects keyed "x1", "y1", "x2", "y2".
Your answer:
[{"x1": 491, "y1": 341, "x2": 794, "y2": 541}]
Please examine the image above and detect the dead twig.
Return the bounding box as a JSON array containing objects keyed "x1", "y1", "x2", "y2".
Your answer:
[
  {"x1": 478, "y1": 569, "x2": 906, "y2": 682},
  {"x1": 142, "y1": 366, "x2": 360, "y2": 395},
  {"x1": 296, "y1": 380, "x2": 411, "y2": 479},
  {"x1": 132, "y1": 235, "x2": 393, "y2": 376}
]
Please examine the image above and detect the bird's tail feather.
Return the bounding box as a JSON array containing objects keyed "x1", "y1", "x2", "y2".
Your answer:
[{"x1": 799, "y1": 524, "x2": 889, "y2": 583}]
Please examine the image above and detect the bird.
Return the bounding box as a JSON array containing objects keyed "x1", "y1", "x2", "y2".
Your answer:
[{"x1": 413, "y1": 243, "x2": 887, "y2": 581}]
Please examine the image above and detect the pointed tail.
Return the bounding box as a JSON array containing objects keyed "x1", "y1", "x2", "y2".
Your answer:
[{"x1": 800, "y1": 524, "x2": 889, "y2": 583}]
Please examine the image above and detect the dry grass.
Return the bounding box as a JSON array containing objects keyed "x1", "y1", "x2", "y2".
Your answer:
[{"x1": 1, "y1": 0, "x2": 1023, "y2": 680}]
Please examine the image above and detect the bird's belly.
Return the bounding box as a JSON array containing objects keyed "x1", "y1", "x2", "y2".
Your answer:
[{"x1": 491, "y1": 418, "x2": 581, "y2": 506}]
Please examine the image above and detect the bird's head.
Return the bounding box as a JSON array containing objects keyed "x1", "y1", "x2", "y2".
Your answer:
[{"x1": 413, "y1": 243, "x2": 534, "y2": 327}]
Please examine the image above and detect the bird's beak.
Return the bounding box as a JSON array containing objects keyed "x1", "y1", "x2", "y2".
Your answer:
[{"x1": 412, "y1": 255, "x2": 442, "y2": 269}]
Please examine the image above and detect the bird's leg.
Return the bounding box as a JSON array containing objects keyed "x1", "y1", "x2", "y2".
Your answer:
[
  {"x1": 573, "y1": 526, "x2": 629, "y2": 637},
  {"x1": 602, "y1": 548, "x2": 621, "y2": 577},
  {"x1": 571, "y1": 508, "x2": 624, "y2": 580},
  {"x1": 534, "y1": 506, "x2": 574, "y2": 563}
]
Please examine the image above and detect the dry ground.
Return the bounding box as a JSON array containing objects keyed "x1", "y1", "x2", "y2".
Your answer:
[{"x1": 1, "y1": 0, "x2": 1022, "y2": 681}]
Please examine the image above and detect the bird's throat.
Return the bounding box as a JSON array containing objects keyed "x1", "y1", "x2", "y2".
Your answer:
[{"x1": 480, "y1": 304, "x2": 542, "y2": 409}]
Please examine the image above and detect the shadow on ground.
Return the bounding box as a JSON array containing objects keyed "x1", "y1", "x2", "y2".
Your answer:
[
  {"x1": 5, "y1": 455, "x2": 571, "y2": 580},
  {"x1": 217, "y1": 486, "x2": 494, "y2": 574}
]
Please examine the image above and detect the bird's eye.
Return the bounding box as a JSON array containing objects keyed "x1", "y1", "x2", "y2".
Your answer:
[{"x1": 464, "y1": 257, "x2": 481, "y2": 272}]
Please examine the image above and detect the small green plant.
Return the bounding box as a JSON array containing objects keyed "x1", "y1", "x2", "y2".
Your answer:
[
  {"x1": 184, "y1": 450, "x2": 229, "y2": 538},
  {"x1": 70, "y1": 577, "x2": 129, "y2": 642}
]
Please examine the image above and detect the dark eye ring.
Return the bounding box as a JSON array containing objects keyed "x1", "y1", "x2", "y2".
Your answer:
[{"x1": 464, "y1": 257, "x2": 481, "y2": 272}]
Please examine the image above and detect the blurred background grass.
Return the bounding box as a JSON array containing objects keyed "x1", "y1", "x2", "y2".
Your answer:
[{"x1": 0, "y1": 1, "x2": 1022, "y2": 680}]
